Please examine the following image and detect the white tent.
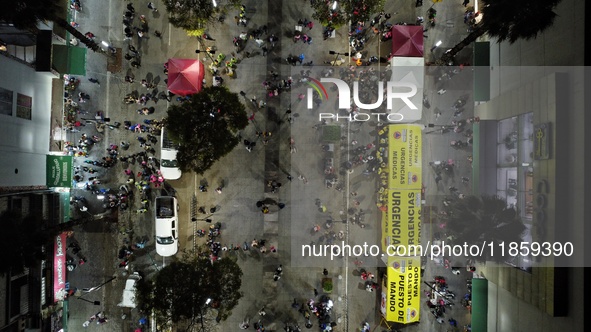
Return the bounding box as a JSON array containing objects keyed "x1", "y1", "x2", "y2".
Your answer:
[{"x1": 388, "y1": 56, "x2": 424, "y2": 122}]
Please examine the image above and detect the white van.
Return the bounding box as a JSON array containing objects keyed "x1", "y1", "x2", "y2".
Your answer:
[
  {"x1": 160, "y1": 127, "x2": 182, "y2": 180},
  {"x1": 155, "y1": 196, "x2": 179, "y2": 257},
  {"x1": 119, "y1": 272, "x2": 142, "y2": 308}
]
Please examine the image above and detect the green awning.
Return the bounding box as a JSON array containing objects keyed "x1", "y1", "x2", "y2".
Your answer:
[
  {"x1": 473, "y1": 42, "x2": 490, "y2": 102},
  {"x1": 59, "y1": 191, "x2": 71, "y2": 223},
  {"x1": 471, "y1": 278, "x2": 488, "y2": 332},
  {"x1": 52, "y1": 45, "x2": 87, "y2": 75},
  {"x1": 472, "y1": 122, "x2": 480, "y2": 194}
]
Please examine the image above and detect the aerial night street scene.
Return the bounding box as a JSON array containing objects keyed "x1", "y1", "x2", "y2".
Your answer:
[{"x1": 0, "y1": 0, "x2": 589, "y2": 331}]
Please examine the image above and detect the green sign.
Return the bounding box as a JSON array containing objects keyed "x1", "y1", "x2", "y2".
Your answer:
[{"x1": 46, "y1": 155, "x2": 73, "y2": 188}]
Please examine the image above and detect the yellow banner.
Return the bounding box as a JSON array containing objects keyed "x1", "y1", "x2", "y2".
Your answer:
[
  {"x1": 388, "y1": 124, "x2": 422, "y2": 190},
  {"x1": 381, "y1": 256, "x2": 421, "y2": 323},
  {"x1": 381, "y1": 189, "x2": 422, "y2": 254}
]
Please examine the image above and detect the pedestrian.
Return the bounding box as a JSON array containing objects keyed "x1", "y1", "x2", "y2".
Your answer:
[
  {"x1": 239, "y1": 90, "x2": 246, "y2": 97},
  {"x1": 234, "y1": 16, "x2": 240, "y2": 25},
  {"x1": 276, "y1": 264, "x2": 283, "y2": 274},
  {"x1": 147, "y1": 2, "x2": 158, "y2": 11},
  {"x1": 463, "y1": 0, "x2": 470, "y2": 7},
  {"x1": 437, "y1": 88, "x2": 446, "y2": 95},
  {"x1": 239, "y1": 321, "x2": 249, "y2": 329},
  {"x1": 131, "y1": 60, "x2": 141, "y2": 68},
  {"x1": 215, "y1": 187, "x2": 222, "y2": 194},
  {"x1": 435, "y1": 173, "x2": 442, "y2": 184},
  {"x1": 314, "y1": 288, "x2": 318, "y2": 296},
  {"x1": 88, "y1": 78, "x2": 100, "y2": 85},
  {"x1": 154, "y1": 30, "x2": 162, "y2": 38},
  {"x1": 137, "y1": 29, "x2": 145, "y2": 38},
  {"x1": 258, "y1": 307, "x2": 266, "y2": 316},
  {"x1": 323, "y1": 268, "x2": 328, "y2": 276}
]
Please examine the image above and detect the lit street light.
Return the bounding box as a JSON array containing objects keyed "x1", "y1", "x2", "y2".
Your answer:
[{"x1": 430, "y1": 40, "x2": 442, "y2": 52}]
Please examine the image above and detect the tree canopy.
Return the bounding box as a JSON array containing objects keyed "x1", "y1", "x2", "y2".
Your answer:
[
  {"x1": 136, "y1": 256, "x2": 243, "y2": 329},
  {"x1": 441, "y1": 0, "x2": 562, "y2": 63},
  {"x1": 164, "y1": 0, "x2": 217, "y2": 31},
  {"x1": 445, "y1": 195, "x2": 526, "y2": 263},
  {"x1": 165, "y1": 86, "x2": 248, "y2": 174},
  {"x1": 311, "y1": 0, "x2": 385, "y2": 28}
]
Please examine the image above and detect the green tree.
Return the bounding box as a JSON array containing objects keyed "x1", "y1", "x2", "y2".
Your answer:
[
  {"x1": 165, "y1": 86, "x2": 248, "y2": 174},
  {"x1": 440, "y1": 0, "x2": 562, "y2": 64},
  {"x1": 0, "y1": 0, "x2": 101, "y2": 52},
  {"x1": 136, "y1": 255, "x2": 243, "y2": 330},
  {"x1": 164, "y1": 0, "x2": 217, "y2": 31},
  {"x1": 311, "y1": 0, "x2": 385, "y2": 28},
  {"x1": 446, "y1": 195, "x2": 526, "y2": 263}
]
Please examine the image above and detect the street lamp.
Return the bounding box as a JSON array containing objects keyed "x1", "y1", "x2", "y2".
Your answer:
[
  {"x1": 328, "y1": 50, "x2": 349, "y2": 66},
  {"x1": 191, "y1": 214, "x2": 213, "y2": 222},
  {"x1": 77, "y1": 298, "x2": 101, "y2": 305},
  {"x1": 430, "y1": 40, "x2": 442, "y2": 52},
  {"x1": 81, "y1": 276, "x2": 117, "y2": 293},
  {"x1": 195, "y1": 49, "x2": 216, "y2": 62}
]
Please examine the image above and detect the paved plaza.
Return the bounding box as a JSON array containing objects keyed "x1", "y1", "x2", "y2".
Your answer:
[{"x1": 40, "y1": 0, "x2": 479, "y2": 331}]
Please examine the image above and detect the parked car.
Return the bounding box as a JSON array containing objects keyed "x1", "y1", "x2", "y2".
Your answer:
[
  {"x1": 155, "y1": 196, "x2": 179, "y2": 257},
  {"x1": 118, "y1": 272, "x2": 142, "y2": 308},
  {"x1": 160, "y1": 127, "x2": 182, "y2": 180}
]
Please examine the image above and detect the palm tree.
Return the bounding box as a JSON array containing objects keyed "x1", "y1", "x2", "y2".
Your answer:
[
  {"x1": 440, "y1": 0, "x2": 562, "y2": 64},
  {"x1": 0, "y1": 0, "x2": 100, "y2": 52},
  {"x1": 445, "y1": 195, "x2": 526, "y2": 263}
]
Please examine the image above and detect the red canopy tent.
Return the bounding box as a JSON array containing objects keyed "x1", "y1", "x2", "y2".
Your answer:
[
  {"x1": 390, "y1": 25, "x2": 424, "y2": 57},
  {"x1": 167, "y1": 58, "x2": 205, "y2": 96}
]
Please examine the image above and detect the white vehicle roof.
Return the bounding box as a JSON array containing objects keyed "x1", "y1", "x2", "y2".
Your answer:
[
  {"x1": 155, "y1": 197, "x2": 179, "y2": 257},
  {"x1": 160, "y1": 127, "x2": 182, "y2": 180},
  {"x1": 119, "y1": 273, "x2": 141, "y2": 308}
]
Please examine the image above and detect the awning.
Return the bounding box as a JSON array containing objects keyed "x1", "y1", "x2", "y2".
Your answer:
[
  {"x1": 381, "y1": 256, "x2": 421, "y2": 323},
  {"x1": 471, "y1": 278, "x2": 488, "y2": 332},
  {"x1": 167, "y1": 58, "x2": 205, "y2": 96},
  {"x1": 381, "y1": 124, "x2": 423, "y2": 253},
  {"x1": 391, "y1": 25, "x2": 424, "y2": 57},
  {"x1": 389, "y1": 57, "x2": 424, "y2": 122},
  {"x1": 52, "y1": 44, "x2": 87, "y2": 75}
]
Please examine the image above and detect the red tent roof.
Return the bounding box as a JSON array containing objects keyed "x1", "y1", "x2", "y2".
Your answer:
[
  {"x1": 167, "y1": 58, "x2": 205, "y2": 96},
  {"x1": 391, "y1": 25, "x2": 424, "y2": 57}
]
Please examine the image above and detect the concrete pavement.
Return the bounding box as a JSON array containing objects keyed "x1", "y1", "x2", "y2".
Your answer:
[{"x1": 62, "y1": 0, "x2": 480, "y2": 331}]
